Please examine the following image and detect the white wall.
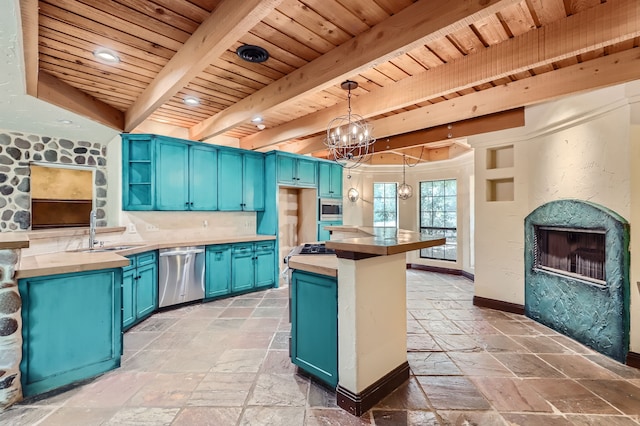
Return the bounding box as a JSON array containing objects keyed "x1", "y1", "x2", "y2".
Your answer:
[
  {"x1": 342, "y1": 153, "x2": 475, "y2": 274},
  {"x1": 470, "y1": 81, "x2": 639, "y2": 353}
]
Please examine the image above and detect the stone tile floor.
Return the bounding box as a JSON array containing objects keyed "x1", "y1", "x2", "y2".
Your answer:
[{"x1": 3, "y1": 270, "x2": 640, "y2": 425}]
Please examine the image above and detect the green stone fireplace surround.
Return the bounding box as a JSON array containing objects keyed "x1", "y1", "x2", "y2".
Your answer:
[{"x1": 525, "y1": 199, "x2": 630, "y2": 363}]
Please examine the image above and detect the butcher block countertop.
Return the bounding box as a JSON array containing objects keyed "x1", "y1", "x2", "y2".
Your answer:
[
  {"x1": 0, "y1": 232, "x2": 30, "y2": 250},
  {"x1": 16, "y1": 234, "x2": 275, "y2": 279},
  {"x1": 288, "y1": 254, "x2": 338, "y2": 278},
  {"x1": 325, "y1": 227, "x2": 446, "y2": 256}
]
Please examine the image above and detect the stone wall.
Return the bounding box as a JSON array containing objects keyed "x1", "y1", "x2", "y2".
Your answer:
[
  {"x1": 0, "y1": 130, "x2": 108, "y2": 230},
  {"x1": 0, "y1": 249, "x2": 22, "y2": 408}
]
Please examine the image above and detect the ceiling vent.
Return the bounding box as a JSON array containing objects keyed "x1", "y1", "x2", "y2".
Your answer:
[{"x1": 236, "y1": 45, "x2": 269, "y2": 63}]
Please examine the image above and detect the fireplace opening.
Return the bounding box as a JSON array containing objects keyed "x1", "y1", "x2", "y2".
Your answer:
[{"x1": 534, "y1": 226, "x2": 606, "y2": 285}]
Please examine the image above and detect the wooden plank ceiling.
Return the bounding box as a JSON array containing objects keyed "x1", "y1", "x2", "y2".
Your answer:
[{"x1": 20, "y1": 0, "x2": 640, "y2": 164}]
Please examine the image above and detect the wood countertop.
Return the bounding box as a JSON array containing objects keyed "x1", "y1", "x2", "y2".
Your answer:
[
  {"x1": 325, "y1": 227, "x2": 446, "y2": 256},
  {"x1": 288, "y1": 254, "x2": 338, "y2": 278},
  {"x1": 17, "y1": 234, "x2": 276, "y2": 279},
  {"x1": 0, "y1": 232, "x2": 30, "y2": 250}
]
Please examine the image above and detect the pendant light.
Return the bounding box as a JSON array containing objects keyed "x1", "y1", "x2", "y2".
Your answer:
[
  {"x1": 325, "y1": 80, "x2": 375, "y2": 169},
  {"x1": 398, "y1": 155, "x2": 413, "y2": 200}
]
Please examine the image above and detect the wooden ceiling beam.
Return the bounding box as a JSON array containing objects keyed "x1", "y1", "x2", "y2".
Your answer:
[
  {"x1": 37, "y1": 71, "x2": 124, "y2": 130},
  {"x1": 19, "y1": 0, "x2": 39, "y2": 96},
  {"x1": 124, "y1": 0, "x2": 283, "y2": 132},
  {"x1": 190, "y1": 0, "x2": 523, "y2": 141},
  {"x1": 291, "y1": 46, "x2": 640, "y2": 155},
  {"x1": 289, "y1": 108, "x2": 524, "y2": 155},
  {"x1": 240, "y1": 0, "x2": 640, "y2": 151}
]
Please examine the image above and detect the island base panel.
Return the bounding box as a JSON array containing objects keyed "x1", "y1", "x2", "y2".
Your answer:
[{"x1": 336, "y1": 361, "x2": 410, "y2": 416}]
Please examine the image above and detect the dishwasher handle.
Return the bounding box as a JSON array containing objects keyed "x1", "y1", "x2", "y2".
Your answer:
[{"x1": 159, "y1": 249, "x2": 205, "y2": 257}]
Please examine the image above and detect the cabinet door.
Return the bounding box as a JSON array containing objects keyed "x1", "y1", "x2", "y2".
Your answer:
[
  {"x1": 135, "y1": 262, "x2": 158, "y2": 320},
  {"x1": 243, "y1": 153, "x2": 265, "y2": 211},
  {"x1": 190, "y1": 145, "x2": 218, "y2": 210},
  {"x1": 318, "y1": 162, "x2": 332, "y2": 198},
  {"x1": 290, "y1": 270, "x2": 338, "y2": 388},
  {"x1": 276, "y1": 155, "x2": 296, "y2": 185},
  {"x1": 122, "y1": 135, "x2": 154, "y2": 210},
  {"x1": 18, "y1": 269, "x2": 122, "y2": 397},
  {"x1": 296, "y1": 158, "x2": 318, "y2": 187},
  {"x1": 155, "y1": 138, "x2": 189, "y2": 210},
  {"x1": 122, "y1": 267, "x2": 136, "y2": 329},
  {"x1": 206, "y1": 245, "x2": 231, "y2": 298},
  {"x1": 231, "y1": 244, "x2": 255, "y2": 292},
  {"x1": 329, "y1": 163, "x2": 343, "y2": 198},
  {"x1": 218, "y1": 150, "x2": 244, "y2": 211},
  {"x1": 255, "y1": 241, "x2": 275, "y2": 289}
]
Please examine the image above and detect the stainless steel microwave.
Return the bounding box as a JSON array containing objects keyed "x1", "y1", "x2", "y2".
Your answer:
[{"x1": 319, "y1": 198, "x2": 343, "y2": 221}]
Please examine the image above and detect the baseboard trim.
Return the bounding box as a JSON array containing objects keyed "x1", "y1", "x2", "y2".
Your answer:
[
  {"x1": 336, "y1": 361, "x2": 410, "y2": 416},
  {"x1": 627, "y1": 351, "x2": 640, "y2": 369},
  {"x1": 473, "y1": 295, "x2": 525, "y2": 315},
  {"x1": 408, "y1": 263, "x2": 474, "y2": 281}
]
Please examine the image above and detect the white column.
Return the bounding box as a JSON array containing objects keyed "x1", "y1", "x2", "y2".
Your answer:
[{"x1": 337, "y1": 252, "x2": 407, "y2": 393}]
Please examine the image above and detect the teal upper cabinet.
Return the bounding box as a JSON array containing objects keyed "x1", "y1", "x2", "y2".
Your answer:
[
  {"x1": 123, "y1": 134, "x2": 219, "y2": 211},
  {"x1": 276, "y1": 153, "x2": 317, "y2": 187},
  {"x1": 189, "y1": 145, "x2": 218, "y2": 210},
  {"x1": 155, "y1": 137, "x2": 218, "y2": 211},
  {"x1": 219, "y1": 150, "x2": 265, "y2": 211},
  {"x1": 122, "y1": 134, "x2": 155, "y2": 210},
  {"x1": 318, "y1": 162, "x2": 343, "y2": 198},
  {"x1": 244, "y1": 153, "x2": 265, "y2": 211},
  {"x1": 155, "y1": 138, "x2": 189, "y2": 210}
]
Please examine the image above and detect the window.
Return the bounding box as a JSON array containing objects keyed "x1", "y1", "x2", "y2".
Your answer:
[
  {"x1": 373, "y1": 183, "x2": 397, "y2": 227},
  {"x1": 420, "y1": 179, "x2": 457, "y2": 261}
]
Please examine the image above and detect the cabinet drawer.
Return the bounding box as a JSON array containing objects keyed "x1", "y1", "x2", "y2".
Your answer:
[
  {"x1": 255, "y1": 241, "x2": 274, "y2": 253},
  {"x1": 232, "y1": 244, "x2": 253, "y2": 254},
  {"x1": 122, "y1": 258, "x2": 136, "y2": 272},
  {"x1": 136, "y1": 251, "x2": 157, "y2": 267}
]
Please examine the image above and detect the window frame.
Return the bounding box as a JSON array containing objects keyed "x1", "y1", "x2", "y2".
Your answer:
[
  {"x1": 419, "y1": 179, "x2": 458, "y2": 261},
  {"x1": 373, "y1": 182, "x2": 398, "y2": 227}
]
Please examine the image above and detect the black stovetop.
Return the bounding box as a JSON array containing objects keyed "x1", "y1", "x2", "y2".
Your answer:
[{"x1": 298, "y1": 243, "x2": 336, "y2": 255}]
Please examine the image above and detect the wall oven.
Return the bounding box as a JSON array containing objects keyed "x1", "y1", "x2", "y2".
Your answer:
[{"x1": 319, "y1": 198, "x2": 343, "y2": 221}]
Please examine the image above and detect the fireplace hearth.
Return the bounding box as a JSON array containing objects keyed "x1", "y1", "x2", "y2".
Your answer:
[{"x1": 525, "y1": 199, "x2": 630, "y2": 362}]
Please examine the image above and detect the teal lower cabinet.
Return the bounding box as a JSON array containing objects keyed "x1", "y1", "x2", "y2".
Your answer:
[
  {"x1": 205, "y1": 244, "x2": 231, "y2": 298},
  {"x1": 231, "y1": 243, "x2": 255, "y2": 292},
  {"x1": 122, "y1": 251, "x2": 158, "y2": 330},
  {"x1": 290, "y1": 270, "x2": 338, "y2": 388},
  {"x1": 206, "y1": 240, "x2": 275, "y2": 298},
  {"x1": 231, "y1": 240, "x2": 276, "y2": 293},
  {"x1": 254, "y1": 240, "x2": 275, "y2": 289},
  {"x1": 19, "y1": 268, "x2": 123, "y2": 397}
]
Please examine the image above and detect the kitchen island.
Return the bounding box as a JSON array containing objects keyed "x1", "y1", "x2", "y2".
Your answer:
[{"x1": 288, "y1": 228, "x2": 445, "y2": 416}]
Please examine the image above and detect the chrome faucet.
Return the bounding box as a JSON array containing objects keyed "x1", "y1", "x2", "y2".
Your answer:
[{"x1": 89, "y1": 209, "x2": 97, "y2": 249}]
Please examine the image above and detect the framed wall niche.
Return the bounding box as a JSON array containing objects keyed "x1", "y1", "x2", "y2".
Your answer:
[{"x1": 31, "y1": 163, "x2": 94, "y2": 229}]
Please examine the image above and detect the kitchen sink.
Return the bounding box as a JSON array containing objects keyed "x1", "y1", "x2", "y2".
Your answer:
[{"x1": 78, "y1": 245, "x2": 141, "y2": 253}]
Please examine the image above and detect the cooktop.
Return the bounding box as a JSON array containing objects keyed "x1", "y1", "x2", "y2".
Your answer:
[{"x1": 299, "y1": 243, "x2": 336, "y2": 255}]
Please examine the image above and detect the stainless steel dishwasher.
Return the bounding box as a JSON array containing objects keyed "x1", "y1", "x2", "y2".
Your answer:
[{"x1": 158, "y1": 246, "x2": 205, "y2": 308}]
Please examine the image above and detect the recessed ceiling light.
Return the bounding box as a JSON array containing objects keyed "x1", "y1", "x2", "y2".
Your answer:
[
  {"x1": 93, "y1": 47, "x2": 120, "y2": 64},
  {"x1": 58, "y1": 119, "x2": 73, "y2": 125},
  {"x1": 251, "y1": 117, "x2": 263, "y2": 123},
  {"x1": 256, "y1": 124, "x2": 266, "y2": 130},
  {"x1": 183, "y1": 96, "x2": 200, "y2": 106},
  {"x1": 237, "y1": 45, "x2": 269, "y2": 63}
]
